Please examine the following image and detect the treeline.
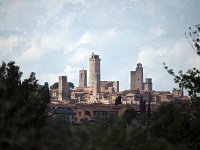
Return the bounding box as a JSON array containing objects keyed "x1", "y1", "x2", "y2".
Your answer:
[{"x1": 37, "y1": 99, "x2": 199, "y2": 150}]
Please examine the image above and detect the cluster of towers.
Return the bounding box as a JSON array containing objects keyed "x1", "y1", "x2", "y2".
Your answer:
[
  {"x1": 79, "y1": 53, "x2": 102, "y2": 94},
  {"x1": 79, "y1": 53, "x2": 119, "y2": 101},
  {"x1": 57, "y1": 53, "x2": 152, "y2": 102},
  {"x1": 78, "y1": 53, "x2": 101, "y2": 96}
]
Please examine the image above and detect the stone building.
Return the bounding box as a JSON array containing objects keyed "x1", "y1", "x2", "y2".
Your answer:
[
  {"x1": 58, "y1": 76, "x2": 70, "y2": 101},
  {"x1": 100, "y1": 81, "x2": 119, "y2": 93},
  {"x1": 89, "y1": 53, "x2": 101, "y2": 96},
  {"x1": 172, "y1": 89, "x2": 183, "y2": 98},
  {"x1": 79, "y1": 69, "x2": 87, "y2": 88},
  {"x1": 50, "y1": 88, "x2": 58, "y2": 101},
  {"x1": 143, "y1": 78, "x2": 152, "y2": 92},
  {"x1": 130, "y1": 63, "x2": 143, "y2": 91}
]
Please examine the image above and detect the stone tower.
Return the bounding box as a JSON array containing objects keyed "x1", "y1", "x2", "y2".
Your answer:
[
  {"x1": 130, "y1": 63, "x2": 143, "y2": 91},
  {"x1": 144, "y1": 78, "x2": 152, "y2": 92},
  {"x1": 79, "y1": 69, "x2": 87, "y2": 88},
  {"x1": 89, "y1": 53, "x2": 101, "y2": 95},
  {"x1": 58, "y1": 76, "x2": 69, "y2": 101}
]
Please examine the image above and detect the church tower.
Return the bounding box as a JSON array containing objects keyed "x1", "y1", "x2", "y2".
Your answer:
[{"x1": 89, "y1": 53, "x2": 101, "y2": 95}]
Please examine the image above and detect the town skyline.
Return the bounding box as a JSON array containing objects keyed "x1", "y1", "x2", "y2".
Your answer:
[{"x1": 0, "y1": 0, "x2": 200, "y2": 91}]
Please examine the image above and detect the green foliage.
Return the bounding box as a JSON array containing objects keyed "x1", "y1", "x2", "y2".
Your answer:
[
  {"x1": 161, "y1": 25, "x2": 200, "y2": 149},
  {"x1": 50, "y1": 82, "x2": 58, "y2": 89},
  {"x1": 121, "y1": 108, "x2": 137, "y2": 125},
  {"x1": 0, "y1": 61, "x2": 50, "y2": 149},
  {"x1": 50, "y1": 82, "x2": 75, "y2": 89},
  {"x1": 149, "y1": 101, "x2": 200, "y2": 149},
  {"x1": 185, "y1": 24, "x2": 200, "y2": 55},
  {"x1": 69, "y1": 82, "x2": 75, "y2": 89},
  {"x1": 115, "y1": 96, "x2": 122, "y2": 105},
  {"x1": 164, "y1": 64, "x2": 200, "y2": 99}
]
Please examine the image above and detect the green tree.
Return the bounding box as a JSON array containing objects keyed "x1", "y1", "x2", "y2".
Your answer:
[
  {"x1": 69, "y1": 82, "x2": 75, "y2": 89},
  {"x1": 185, "y1": 24, "x2": 200, "y2": 55},
  {"x1": 164, "y1": 25, "x2": 200, "y2": 108},
  {"x1": 122, "y1": 108, "x2": 137, "y2": 125},
  {"x1": 0, "y1": 61, "x2": 50, "y2": 149},
  {"x1": 115, "y1": 96, "x2": 122, "y2": 105},
  {"x1": 50, "y1": 82, "x2": 58, "y2": 89},
  {"x1": 160, "y1": 25, "x2": 200, "y2": 149},
  {"x1": 50, "y1": 81, "x2": 75, "y2": 89}
]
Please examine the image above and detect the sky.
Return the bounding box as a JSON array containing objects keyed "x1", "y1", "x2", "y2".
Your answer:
[{"x1": 0, "y1": 0, "x2": 200, "y2": 92}]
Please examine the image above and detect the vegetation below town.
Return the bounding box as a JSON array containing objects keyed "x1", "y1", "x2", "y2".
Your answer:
[{"x1": 36, "y1": 98, "x2": 199, "y2": 150}]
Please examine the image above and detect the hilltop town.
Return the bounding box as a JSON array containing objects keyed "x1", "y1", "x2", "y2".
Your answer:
[{"x1": 48, "y1": 53, "x2": 188, "y2": 124}]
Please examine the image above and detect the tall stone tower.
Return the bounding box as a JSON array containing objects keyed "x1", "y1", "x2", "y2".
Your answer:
[
  {"x1": 79, "y1": 69, "x2": 87, "y2": 88},
  {"x1": 144, "y1": 78, "x2": 152, "y2": 92},
  {"x1": 89, "y1": 53, "x2": 101, "y2": 95},
  {"x1": 58, "y1": 76, "x2": 69, "y2": 101},
  {"x1": 130, "y1": 63, "x2": 143, "y2": 91}
]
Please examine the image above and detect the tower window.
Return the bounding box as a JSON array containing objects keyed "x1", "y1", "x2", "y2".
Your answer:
[{"x1": 81, "y1": 73, "x2": 82, "y2": 78}]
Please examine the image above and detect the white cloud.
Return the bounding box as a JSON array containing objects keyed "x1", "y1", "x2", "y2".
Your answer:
[
  {"x1": 67, "y1": 48, "x2": 91, "y2": 65},
  {"x1": 37, "y1": 72, "x2": 62, "y2": 86},
  {"x1": 57, "y1": 13, "x2": 76, "y2": 28},
  {"x1": 64, "y1": 65, "x2": 81, "y2": 85},
  {"x1": 0, "y1": 36, "x2": 21, "y2": 52},
  {"x1": 41, "y1": 36, "x2": 62, "y2": 50},
  {"x1": 145, "y1": 1, "x2": 157, "y2": 17},
  {"x1": 150, "y1": 25, "x2": 165, "y2": 39},
  {"x1": 79, "y1": 29, "x2": 120, "y2": 46},
  {"x1": 64, "y1": 29, "x2": 121, "y2": 53},
  {"x1": 15, "y1": 45, "x2": 42, "y2": 64}
]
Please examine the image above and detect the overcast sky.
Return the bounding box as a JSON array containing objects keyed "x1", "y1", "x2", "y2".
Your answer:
[{"x1": 0, "y1": 0, "x2": 200, "y2": 92}]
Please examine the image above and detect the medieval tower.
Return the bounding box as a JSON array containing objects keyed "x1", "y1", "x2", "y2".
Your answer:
[
  {"x1": 130, "y1": 63, "x2": 143, "y2": 91},
  {"x1": 143, "y1": 78, "x2": 152, "y2": 92},
  {"x1": 89, "y1": 53, "x2": 101, "y2": 95},
  {"x1": 79, "y1": 69, "x2": 87, "y2": 88},
  {"x1": 58, "y1": 76, "x2": 69, "y2": 101}
]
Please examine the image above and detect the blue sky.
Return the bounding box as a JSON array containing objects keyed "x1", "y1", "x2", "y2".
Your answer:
[{"x1": 0, "y1": 0, "x2": 200, "y2": 92}]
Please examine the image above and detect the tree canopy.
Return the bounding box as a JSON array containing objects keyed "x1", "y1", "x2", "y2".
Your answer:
[
  {"x1": 0, "y1": 61, "x2": 50, "y2": 149},
  {"x1": 50, "y1": 82, "x2": 75, "y2": 89}
]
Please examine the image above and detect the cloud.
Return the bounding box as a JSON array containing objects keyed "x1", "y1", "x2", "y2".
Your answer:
[
  {"x1": 41, "y1": 36, "x2": 63, "y2": 50},
  {"x1": 64, "y1": 65, "x2": 81, "y2": 85},
  {"x1": 149, "y1": 25, "x2": 165, "y2": 39},
  {"x1": 64, "y1": 29, "x2": 121, "y2": 52},
  {"x1": 0, "y1": 36, "x2": 21, "y2": 53},
  {"x1": 15, "y1": 45, "x2": 42, "y2": 65}
]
